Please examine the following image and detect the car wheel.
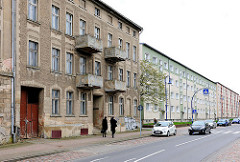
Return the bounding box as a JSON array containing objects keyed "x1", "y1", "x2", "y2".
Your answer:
[
  {"x1": 209, "y1": 130, "x2": 211, "y2": 134},
  {"x1": 166, "y1": 131, "x2": 170, "y2": 137},
  {"x1": 189, "y1": 132, "x2": 193, "y2": 135},
  {"x1": 203, "y1": 130, "x2": 206, "y2": 134},
  {"x1": 173, "y1": 130, "x2": 177, "y2": 136}
]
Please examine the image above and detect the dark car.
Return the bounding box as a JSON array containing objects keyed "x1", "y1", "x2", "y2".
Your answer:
[
  {"x1": 189, "y1": 121, "x2": 211, "y2": 135},
  {"x1": 217, "y1": 119, "x2": 230, "y2": 126},
  {"x1": 231, "y1": 118, "x2": 240, "y2": 124}
]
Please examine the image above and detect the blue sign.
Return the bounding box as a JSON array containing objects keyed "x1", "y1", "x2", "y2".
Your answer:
[
  {"x1": 138, "y1": 105, "x2": 143, "y2": 111},
  {"x1": 192, "y1": 109, "x2": 197, "y2": 114},
  {"x1": 203, "y1": 89, "x2": 209, "y2": 95}
]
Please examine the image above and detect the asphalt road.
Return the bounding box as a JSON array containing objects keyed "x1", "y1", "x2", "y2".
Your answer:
[{"x1": 77, "y1": 124, "x2": 240, "y2": 162}]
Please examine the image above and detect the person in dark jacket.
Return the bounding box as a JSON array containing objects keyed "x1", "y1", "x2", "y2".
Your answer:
[
  {"x1": 102, "y1": 117, "x2": 108, "y2": 137},
  {"x1": 110, "y1": 117, "x2": 117, "y2": 138}
]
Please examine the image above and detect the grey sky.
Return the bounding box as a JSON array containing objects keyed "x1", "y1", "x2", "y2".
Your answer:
[{"x1": 102, "y1": 0, "x2": 240, "y2": 93}]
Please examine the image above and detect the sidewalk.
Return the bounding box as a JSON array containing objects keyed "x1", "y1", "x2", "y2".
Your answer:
[{"x1": 0, "y1": 130, "x2": 152, "y2": 162}]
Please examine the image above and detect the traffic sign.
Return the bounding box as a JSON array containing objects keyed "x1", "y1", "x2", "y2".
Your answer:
[
  {"x1": 137, "y1": 105, "x2": 143, "y2": 111},
  {"x1": 203, "y1": 89, "x2": 209, "y2": 95},
  {"x1": 192, "y1": 109, "x2": 197, "y2": 114}
]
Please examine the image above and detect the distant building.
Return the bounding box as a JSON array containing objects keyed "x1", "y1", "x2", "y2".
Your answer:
[
  {"x1": 140, "y1": 43, "x2": 218, "y2": 122},
  {"x1": 0, "y1": 0, "x2": 142, "y2": 143},
  {"x1": 216, "y1": 83, "x2": 239, "y2": 119}
]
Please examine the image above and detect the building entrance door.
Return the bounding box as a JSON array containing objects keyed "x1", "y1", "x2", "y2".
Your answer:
[
  {"x1": 93, "y1": 96, "x2": 102, "y2": 128},
  {"x1": 20, "y1": 87, "x2": 40, "y2": 138}
]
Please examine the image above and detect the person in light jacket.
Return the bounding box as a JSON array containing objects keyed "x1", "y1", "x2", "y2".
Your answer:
[{"x1": 110, "y1": 117, "x2": 117, "y2": 138}]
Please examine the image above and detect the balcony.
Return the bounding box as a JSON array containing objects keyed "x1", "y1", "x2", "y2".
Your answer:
[
  {"x1": 105, "y1": 80, "x2": 126, "y2": 92},
  {"x1": 76, "y1": 74, "x2": 103, "y2": 89},
  {"x1": 75, "y1": 35, "x2": 103, "y2": 54},
  {"x1": 104, "y1": 47, "x2": 127, "y2": 63}
]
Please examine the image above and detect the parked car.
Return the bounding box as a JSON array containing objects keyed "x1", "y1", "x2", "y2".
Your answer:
[
  {"x1": 205, "y1": 119, "x2": 217, "y2": 129},
  {"x1": 231, "y1": 118, "x2": 240, "y2": 124},
  {"x1": 152, "y1": 121, "x2": 177, "y2": 137},
  {"x1": 188, "y1": 121, "x2": 211, "y2": 135},
  {"x1": 217, "y1": 119, "x2": 231, "y2": 126}
]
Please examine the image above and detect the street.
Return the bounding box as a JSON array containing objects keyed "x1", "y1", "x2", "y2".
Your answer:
[{"x1": 76, "y1": 125, "x2": 240, "y2": 162}]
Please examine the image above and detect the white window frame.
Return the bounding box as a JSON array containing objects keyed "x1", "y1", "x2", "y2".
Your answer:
[
  {"x1": 108, "y1": 33, "x2": 112, "y2": 47},
  {"x1": 52, "y1": 90, "x2": 60, "y2": 115},
  {"x1": 66, "y1": 52, "x2": 73, "y2": 74},
  {"x1": 108, "y1": 95, "x2": 113, "y2": 115},
  {"x1": 52, "y1": 48, "x2": 60, "y2": 72},
  {"x1": 126, "y1": 42, "x2": 130, "y2": 58},
  {"x1": 95, "y1": 61, "x2": 101, "y2": 76},
  {"x1": 66, "y1": 91, "x2": 73, "y2": 115},
  {"x1": 119, "y1": 98, "x2": 124, "y2": 116},
  {"x1": 79, "y1": 19, "x2": 86, "y2": 36},
  {"x1": 80, "y1": 93, "x2": 87, "y2": 115},
  {"x1": 52, "y1": 5, "x2": 59, "y2": 30},
  {"x1": 29, "y1": 41, "x2": 38, "y2": 67},
  {"x1": 108, "y1": 65, "x2": 113, "y2": 80},
  {"x1": 80, "y1": 57, "x2": 86, "y2": 75},
  {"x1": 133, "y1": 46, "x2": 136, "y2": 61},
  {"x1": 66, "y1": 12, "x2": 73, "y2": 36},
  {"x1": 28, "y1": 0, "x2": 37, "y2": 21},
  {"x1": 94, "y1": 27, "x2": 100, "y2": 39}
]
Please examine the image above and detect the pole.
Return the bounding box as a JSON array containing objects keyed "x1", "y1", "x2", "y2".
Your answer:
[
  {"x1": 140, "y1": 108, "x2": 142, "y2": 136},
  {"x1": 165, "y1": 76, "x2": 167, "y2": 121}
]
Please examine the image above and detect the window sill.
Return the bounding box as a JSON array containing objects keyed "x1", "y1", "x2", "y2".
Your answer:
[
  {"x1": 79, "y1": 115, "x2": 88, "y2": 117},
  {"x1": 94, "y1": 15, "x2": 101, "y2": 19},
  {"x1": 27, "y1": 18, "x2": 41, "y2": 26},
  {"x1": 50, "y1": 114, "x2": 62, "y2": 117},
  {"x1": 27, "y1": 65, "x2": 40, "y2": 70},
  {"x1": 51, "y1": 70, "x2": 62, "y2": 75},
  {"x1": 65, "y1": 115, "x2": 75, "y2": 117},
  {"x1": 51, "y1": 28, "x2": 62, "y2": 35},
  {"x1": 65, "y1": 34, "x2": 75, "y2": 40}
]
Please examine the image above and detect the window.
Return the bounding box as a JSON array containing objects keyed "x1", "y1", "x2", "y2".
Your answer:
[
  {"x1": 171, "y1": 106, "x2": 175, "y2": 112},
  {"x1": 176, "y1": 93, "x2": 179, "y2": 99},
  {"x1": 127, "y1": 71, "x2": 130, "y2": 87},
  {"x1": 66, "y1": 91, "x2": 73, "y2": 115},
  {"x1": 170, "y1": 65, "x2": 174, "y2": 72},
  {"x1": 133, "y1": 30, "x2": 136, "y2": 37},
  {"x1": 28, "y1": 0, "x2": 37, "y2": 21},
  {"x1": 79, "y1": 19, "x2": 86, "y2": 35},
  {"x1": 80, "y1": 57, "x2": 86, "y2": 75},
  {"x1": 108, "y1": 65, "x2": 113, "y2": 80},
  {"x1": 94, "y1": 27, "x2": 100, "y2": 39},
  {"x1": 119, "y1": 98, "x2": 124, "y2": 116},
  {"x1": 146, "y1": 103, "x2": 150, "y2": 111},
  {"x1": 79, "y1": 0, "x2": 86, "y2": 8},
  {"x1": 66, "y1": 12, "x2": 73, "y2": 36},
  {"x1": 52, "y1": 48, "x2": 60, "y2": 72},
  {"x1": 95, "y1": 61, "x2": 101, "y2": 76},
  {"x1": 118, "y1": 38, "x2": 123, "y2": 49},
  {"x1": 152, "y1": 57, "x2": 157, "y2": 64},
  {"x1": 134, "y1": 100, "x2": 137, "y2": 116},
  {"x1": 66, "y1": 53, "x2": 73, "y2": 74},
  {"x1": 145, "y1": 53, "x2": 150, "y2": 61},
  {"x1": 175, "y1": 68, "x2": 179, "y2": 74},
  {"x1": 118, "y1": 21, "x2": 122, "y2": 30},
  {"x1": 133, "y1": 46, "x2": 136, "y2": 61},
  {"x1": 175, "y1": 80, "x2": 179, "y2": 87},
  {"x1": 108, "y1": 15, "x2": 112, "y2": 24},
  {"x1": 133, "y1": 73, "x2": 137, "y2": 88},
  {"x1": 164, "y1": 62, "x2": 168, "y2": 69},
  {"x1": 126, "y1": 42, "x2": 130, "y2": 58},
  {"x1": 126, "y1": 26, "x2": 130, "y2": 34},
  {"x1": 119, "y1": 68, "x2": 123, "y2": 81},
  {"x1": 52, "y1": 90, "x2": 60, "y2": 115},
  {"x1": 108, "y1": 96, "x2": 113, "y2": 115},
  {"x1": 52, "y1": 5, "x2": 59, "y2": 30},
  {"x1": 176, "y1": 106, "x2": 179, "y2": 112},
  {"x1": 80, "y1": 93, "x2": 86, "y2": 115},
  {"x1": 95, "y1": 7, "x2": 100, "y2": 16},
  {"x1": 29, "y1": 41, "x2": 38, "y2": 67},
  {"x1": 154, "y1": 104, "x2": 158, "y2": 111},
  {"x1": 108, "y1": 33, "x2": 112, "y2": 47},
  {"x1": 171, "y1": 92, "x2": 174, "y2": 99}
]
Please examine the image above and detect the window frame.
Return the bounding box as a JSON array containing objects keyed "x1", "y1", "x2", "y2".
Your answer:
[
  {"x1": 66, "y1": 12, "x2": 73, "y2": 36},
  {"x1": 94, "y1": 27, "x2": 100, "y2": 39},
  {"x1": 66, "y1": 52, "x2": 73, "y2": 74},
  {"x1": 80, "y1": 57, "x2": 86, "y2": 75},
  {"x1": 107, "y1": 33, "x2": 112, "y2": 47},
  {"x1": 119, "y1": 97, "x2": 124, "y2": 116},
  {"x1": 79, "y1": 19, "x2": 86, "y2": 36},
  {"x1": 52, "y1": 5, "x2": 59, "y2": 30},
  {"x1": 66, "y1": 91, "x2": 73, "y2": 115},
  {"x1": 29, "y1": 40, "x2": 38, "y2": 67},
  {"x1": 28, "y1": 0, "x2": 38, "y2": 21},
  {"x1": 80, "y1": 92, "x2": 87, "y2": 115},
  {"x1": 133, "y1": 46, "x2": 136, "y2": 62},
  {"x1": 52, "y1": 90, "x2": 60, "y2": 115},
  {"x1": 108, "y1": 95, "x2": 114, "y2": 115},
  {"x1": 95, "y1": 61, "x2": 101, "y2": 76},
  {"x1": 52, "y1": 48, "x2": 60, "y2": 72}
]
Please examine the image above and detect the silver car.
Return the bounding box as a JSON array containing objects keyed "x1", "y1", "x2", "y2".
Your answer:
[{"x1": 205, "y1": 119, "x2": 217, "y2": 129}]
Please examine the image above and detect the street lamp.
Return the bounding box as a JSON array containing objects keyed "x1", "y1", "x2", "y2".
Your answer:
[{"x1": 165, "y1": 75, "x2": 172, "y2": 121}]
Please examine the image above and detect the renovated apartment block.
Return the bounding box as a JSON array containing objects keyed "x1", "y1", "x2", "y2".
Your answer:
[
  {"x1": 140, "y1": 43, "x2": 218, "y2": 122},
  {"x1": 0, "y1": 0, "x2": 142, "y2": 143},
  {"x1": 216, "y1": 83, "x2": 239, "y2": 119}
]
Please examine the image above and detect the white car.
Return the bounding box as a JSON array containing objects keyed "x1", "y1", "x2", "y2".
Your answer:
[{"x1": 152, "y1": 121, "x2": 177, "y2": 136}]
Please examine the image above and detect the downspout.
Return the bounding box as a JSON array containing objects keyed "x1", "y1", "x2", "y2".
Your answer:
[{"x1": 11, "y1": 0, "x2": 16, "y2": 143}]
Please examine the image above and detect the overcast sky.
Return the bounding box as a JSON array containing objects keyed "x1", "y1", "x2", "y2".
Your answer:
[{"x1": 102, "y1": 0, "x2": 240, "y2": 94}]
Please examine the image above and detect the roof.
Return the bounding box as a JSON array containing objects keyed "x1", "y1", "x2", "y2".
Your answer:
[
  {"x1": 90, "y1": 0, "x2": 143, "y2": 32},
  {"x1": 216, "y1": 82, "x2": 239, "y2": 95},
  {"x1": 140, "y1": 43, "x2": 216, "y2": 85}
]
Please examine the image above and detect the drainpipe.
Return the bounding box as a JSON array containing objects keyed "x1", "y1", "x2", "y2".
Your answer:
[{"x1": 11, "y1": 0, "x2": 16, "y2": 143}]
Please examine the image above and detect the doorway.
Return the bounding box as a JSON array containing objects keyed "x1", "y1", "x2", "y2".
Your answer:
[
  {"x1": 20, "y1": 87, "x2": 41, "y2": 138},
  {"x1": 93, "y1": 95, "x2": 103, "y2": 129}
]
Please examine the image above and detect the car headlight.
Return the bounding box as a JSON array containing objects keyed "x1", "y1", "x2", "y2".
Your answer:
[{"x1": 189, "y1": 127, "x2": 192, "y2": 130}]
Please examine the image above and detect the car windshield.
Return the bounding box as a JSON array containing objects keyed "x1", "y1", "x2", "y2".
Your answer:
[
  {"x1": 205, "y1": 120, "x2": 213, "y2": 123},
  {"x1": 233, "y1": 118, "x2": 238, "y2": 121},
  {"x1": 192, "y1": 121, "x2": 205, "y2": 126},
  {"x1": 218, "y1": 119, "x2": 225, "y2": 122},
  {"x1": 155, "y1": 122, "x2": 169, "y2": 127}
]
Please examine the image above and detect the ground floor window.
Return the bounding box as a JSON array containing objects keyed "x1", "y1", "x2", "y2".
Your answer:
[
  {"x1": 80, "y1": 93, "x2": 87, "y2": 115},
  {"x1": 52, "y1": 90, "x2": 60, "y2": 115}
]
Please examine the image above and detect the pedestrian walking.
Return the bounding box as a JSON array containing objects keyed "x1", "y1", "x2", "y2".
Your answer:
[
  {"x1": 110, "y1": 117, "x2": 117, "y2": 138},
  {"x1": 101, "y1": 117, "x2": 108, "y2": 137}
]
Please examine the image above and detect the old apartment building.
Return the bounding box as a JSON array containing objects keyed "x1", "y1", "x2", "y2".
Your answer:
[{"x1": 0, "y1": 0, "x2": 142, "y2": 143}]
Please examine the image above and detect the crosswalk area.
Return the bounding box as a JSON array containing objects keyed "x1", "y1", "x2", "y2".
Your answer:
[{"x1": 212, "y1": 130, "x2": 240, "y2": 135}]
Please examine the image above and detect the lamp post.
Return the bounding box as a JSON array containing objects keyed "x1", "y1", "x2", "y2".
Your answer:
[{"x1": 165, "y1": 75, "x2": 172, "y2": 121}]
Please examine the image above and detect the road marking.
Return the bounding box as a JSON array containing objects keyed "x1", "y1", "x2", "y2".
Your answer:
[
  {"x1": 214, "y1": 130, "x2": 223, "y2": 134},
  {"x1": 124, "y1": 158, "x2": 136, "y2": 162},
  {"x1": 233, "y1": 131, "x2": 240, "y2": 134},
  {"x1": 176, "y1": 136, "x2": 208, "y2": 147},
  {"x1": 134, "y1": 149, "x2": 165, "y2": 162},
  {"x1": 223, "y1": 131, "x2": 232, "y2": 134},
  {"x1": 90, "y1": 157, "x2": 108, "y2": 162}
]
